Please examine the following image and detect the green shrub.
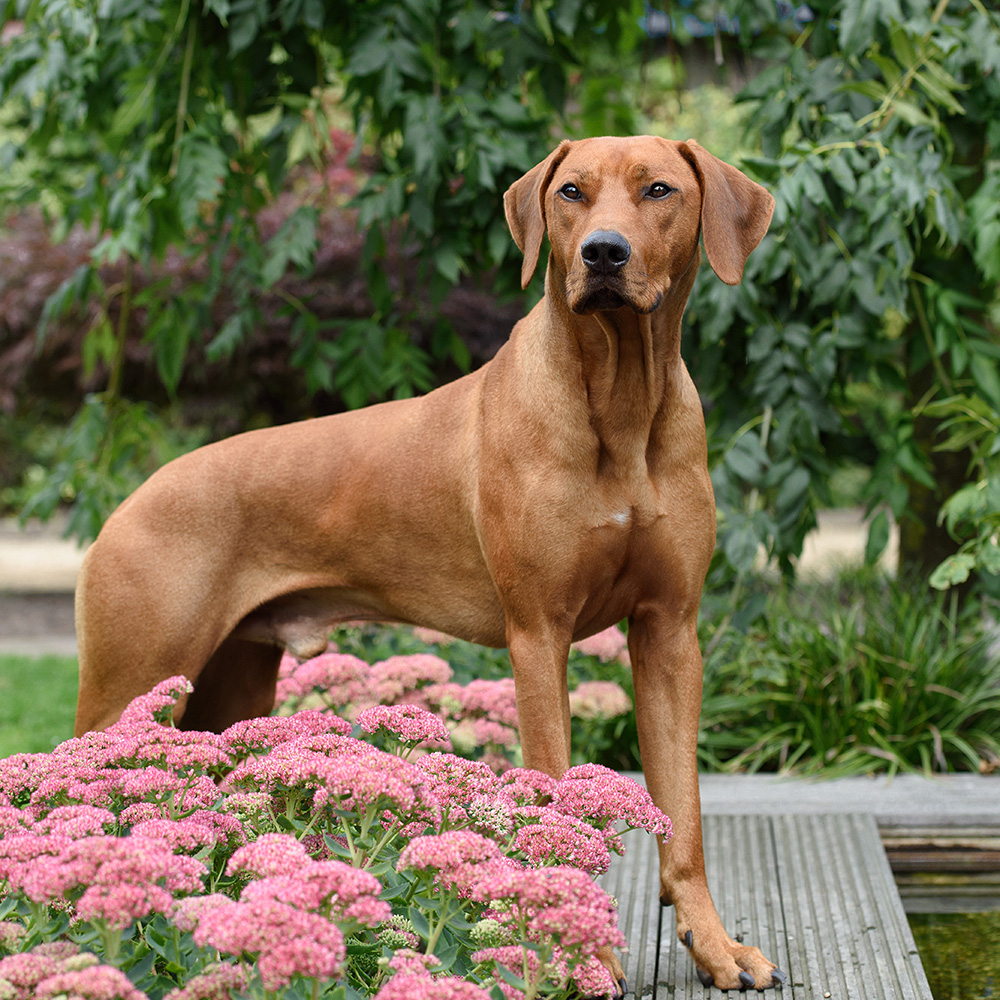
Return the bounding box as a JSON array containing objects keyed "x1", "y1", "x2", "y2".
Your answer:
[{"x1": 699, "y1": 572, "x2": 1000, "y2": 776}]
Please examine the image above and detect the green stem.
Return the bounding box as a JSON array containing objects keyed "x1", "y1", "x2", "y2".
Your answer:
[
  {"x1": 424, "y1": 896, "x2": 456, "y2": 956},
  {"x1": 911, "y1": 281, "x2": 953, "y2": 395},
  {"x1": 362, "y1": 820, "x2": 401, "y2": 869},
  {"x1": 107, "y1": 258, "x2": 133, "y2": 403},
  {"x1": 170, "y1": 7, "x2": 198, "y2": 178}
]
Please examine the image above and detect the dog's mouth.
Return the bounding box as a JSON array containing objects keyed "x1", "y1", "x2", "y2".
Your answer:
[
  {"x1": 570, "y1": 280, "x2": 663, "y2": 316},
  {"x1": 574, "y1": 286, "x2": 628, "y2": 313}
]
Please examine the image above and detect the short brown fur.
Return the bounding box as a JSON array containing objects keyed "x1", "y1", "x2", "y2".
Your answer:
[{"x1": 75, "y1": 136, "x2": 779, "y2": 990}]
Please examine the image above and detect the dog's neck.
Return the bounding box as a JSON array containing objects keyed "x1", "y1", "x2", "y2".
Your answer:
[{"x1": 540, "y1": 251, "x2": 701, "y2": 473}]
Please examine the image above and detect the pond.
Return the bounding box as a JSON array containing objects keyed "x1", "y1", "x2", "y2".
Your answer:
[{"x1": 908, "y1": 909, "x2": 1000, "y2": 1000}]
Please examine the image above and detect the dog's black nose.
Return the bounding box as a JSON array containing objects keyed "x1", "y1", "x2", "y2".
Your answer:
[{"x1": 580, "y1": 230, "x2": 631, "y2": 272}]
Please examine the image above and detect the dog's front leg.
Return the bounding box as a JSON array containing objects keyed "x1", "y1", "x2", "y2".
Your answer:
[
  {"x1": 628, "y1": 610, "x2": 784, "y2": 991},
  {"x1": 508, "y1": 627, "x2": 574, "y2": 777},
  {"x1": 508, "y1": 626, "x2": 629, "y2": 993}
]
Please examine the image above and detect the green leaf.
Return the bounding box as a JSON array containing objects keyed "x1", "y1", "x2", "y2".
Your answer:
[
  {"x1": 929, "y1": 552, "x2": 975, "y2": 590},
  {"x1": 979, "y1": 540, "x2": 1000, "y2": 576},
  {"x1": 174, "y1": 130, "x2": 229, "y2": 232},
  {"x1": 865, "y1": 510, "x2": 890, "y2": 565},
  {"x1": 408, "y1": 906, "x2": 431, "y2": 940},
  {"x1": 970, "y1": 354, "x2": 1000, "y2": 410},
  {"x1": 262, "y1": 206, "x2": 319, "y2": 287},
  {"x1": 206, "y1": 311, "x2": 247, "y2": 362}
]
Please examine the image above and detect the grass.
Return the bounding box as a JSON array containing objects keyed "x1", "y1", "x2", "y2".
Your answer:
[
  {"x1": 0, "y1": 654, "x2": 78, "y2": 756},
  {"x1": 698, "y1": 570, "x2": 1000, "y2": 776}
]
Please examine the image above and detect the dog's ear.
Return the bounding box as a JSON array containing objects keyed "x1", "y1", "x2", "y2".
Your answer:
[
  {"x1": 504, "y1": 140, "x2": 573, "y2": 289},
  {"x1": 679, "y1": 140, "x2": 775, "y2": 286}
]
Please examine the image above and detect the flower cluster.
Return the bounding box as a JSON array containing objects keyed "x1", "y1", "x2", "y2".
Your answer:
[
  {"x1": 0, "y1": 943, "x2": 146, "y2": 1000},
  {"x1": 0, "y1": 633, "x2": 660, "y2": 1000},
  {"x1": 276, "y1": 636, "x2": 631, "y2": 770}
]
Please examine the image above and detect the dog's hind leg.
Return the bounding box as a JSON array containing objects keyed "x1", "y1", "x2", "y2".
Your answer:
[{"x1": 176, "y1": 634, "x2": 282, "y2": 733}]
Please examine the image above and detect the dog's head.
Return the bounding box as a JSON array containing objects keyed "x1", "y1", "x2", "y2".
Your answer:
[{"x1": 504, "y1": 136, "x2": 775, "y2": 314}]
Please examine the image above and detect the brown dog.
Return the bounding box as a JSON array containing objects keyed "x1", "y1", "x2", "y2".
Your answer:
[{"x1": 75, "y1": 136, "x2": 780, "y2": 991}]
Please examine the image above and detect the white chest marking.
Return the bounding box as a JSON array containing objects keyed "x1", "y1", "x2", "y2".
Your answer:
[{"x1": 611, "y1": 510, "x2": 632, "y2": 526}]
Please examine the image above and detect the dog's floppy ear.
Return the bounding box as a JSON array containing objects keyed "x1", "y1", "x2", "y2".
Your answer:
[
  {"x1": 504, "y1": 140, "x2": 573, "y2": 289},
  {"x1": 679, "y1": 139, "x2": 775, "y2": 286}
]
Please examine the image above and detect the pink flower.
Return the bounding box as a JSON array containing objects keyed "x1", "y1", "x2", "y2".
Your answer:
[
  {"x1": 449, "y1": 718, "x2": 519, "y2": 754},
  {"x1": 163, "y1": 962, "x2": 250, "y2": 1000},
  {"x1": 357, "y1": 705, "x2": 452, "y2": 748},
  {"x1": 0, "y1": 804, "x2": 32, "y2": 836},
  {"x1": 191, "y1": 896, "x2": 346, "y2": 990},
  {"x1": 397, "y1": 831, "x2": 508, "y2": 892},
  {"x1": 370, "y1": 654, "x2": 453, "y2": 702},
  {"x1": 31, "y1": 805, "x2": 116, "y2": 838},
  {"x1": 568, "y1": 682, "x2": 631, "y2": 720},
  {"x1": 0, "y1": 920, "x2": 26, "y2": 949},
  {"x1": 387, "y1": 950, "x2": 442, "y2": 976},
  {"x1": 130, "y1": 813, "x2": 244, "y2": 853},
  {"x1": 228, "y1": 837, "x2": 389, "y2": 926},
  {"x1": 549, "y1": 765, "x2": 672, "y2": 840},
  {"x1": 227, "y1": 833, "x2": 311, "y2": 878},
  {"x1": 36, "y1": 962, "x2": 149, "y2": 999},
  {"x1": 117, "y1": 675, "x2": 193, "y2": 725},
  {"x1": 416, "y1": 754, "x2": 499, "y2": 807},
  {"x1": 458, "y1": 679, "x2": 518, "y2": 727},
  {"x1": 230, "y1": 739, "x2": 440, "y2": 826},
  {"x1": 471, "y1": 866, "x2": 624, "y2": 951},
  {"x1": 222, "y1": 711, "x2": 352, "y2": 757},
  {"x1": 0, "y1": 945, "x2": 148, "y2": 1000},
  {"x1": 6, "y1": 834, "x2": 205, "y2": 928},
  {"x1": 275, "y1": 652, "x2": 370, "y2": 707},
  {"x1": 572, "y1": 625, "x2": 629, "y2": 664},
  {"x1": 497, "y1": 768, "x2": 557, "y2": 807},
  {"x1": 55, "y1": 723, "x2": 231, "y2": 775},
  {"x1": 568, "y1": 955, "x2": 618, "y2": 996},
  {"x1": 0, "y1": 947, "x2": 65, "y2": 998},
  {"x1": 375, "y1": 975, "x2": 494, "y2": 1000},
  {"x1": 512, "y1": 808, "x2": 612, "y2": 875}
]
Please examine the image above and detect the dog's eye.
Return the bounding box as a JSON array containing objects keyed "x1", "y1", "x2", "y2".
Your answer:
[
  {"x1": 646, "y1": 182, "x2": 674, "y2": 199},
  {"x1": 559, "y1": 183, "x2": 583, "y2": 201}
]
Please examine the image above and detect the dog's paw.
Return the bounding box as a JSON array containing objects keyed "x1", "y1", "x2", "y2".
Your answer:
[
  {"x1": 594, "y1": 945, "x2": 627, "y2": 998},
  {"x1": 681, "y1": 928, "x2": 785, "y2": 990}
]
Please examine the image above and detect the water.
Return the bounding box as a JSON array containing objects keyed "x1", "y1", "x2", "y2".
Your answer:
[{"x1": 909, "y1": 911, "x2": 1000, "y2": 1000}]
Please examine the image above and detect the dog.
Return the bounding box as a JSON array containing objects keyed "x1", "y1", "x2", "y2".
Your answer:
[{"x1": 75, "y1": 136, "x2": 781, "y2": 991}]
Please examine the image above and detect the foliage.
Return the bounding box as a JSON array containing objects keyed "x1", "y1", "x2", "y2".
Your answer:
[
  {"x1": 918, "y1": 393, "x2": 1000, "y2": 588},
  {"x1": 698, "y1": 569, "x2": 1000, "y2": 776},
  {"x1": 0, "y1": 678, "x2": 665, "y2": 1000},
  {"x1": 0, "y1": 0, "x2": 644, "y2": 540},
  {"x1": 683, "y1": 0, "x2": 1000, "y2": 592}
]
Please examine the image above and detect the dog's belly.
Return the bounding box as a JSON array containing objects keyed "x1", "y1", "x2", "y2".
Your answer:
[{"x1": 232, "y1": 580, "x2": 509, "y2": 659}]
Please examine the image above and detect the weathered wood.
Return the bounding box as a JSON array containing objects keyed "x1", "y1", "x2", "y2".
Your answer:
[{"x1": 601, "y1": 814, "x2": 933, "y2": 999}]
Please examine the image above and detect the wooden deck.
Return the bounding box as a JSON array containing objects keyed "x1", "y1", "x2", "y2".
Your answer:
[{"x1": 600, "y1": 813, "x2": 934, "y2": 999}]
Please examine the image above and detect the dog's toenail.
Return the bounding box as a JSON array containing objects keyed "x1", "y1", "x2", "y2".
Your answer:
[
  {"x1": 696, "y1": 967, "x2": 714, "y2": 987},
  {"x1": 617, "y1": 977, "x2": 627, "y2": 997},
  {"x1": 739, "y1": 972, "x2": 755, "y2": 989},
  {"x1": 684, "y1": 930, "x2": 693, "y2": 949},
  {"x1": 771, "y1": 969, "x2": 787, "y2": 986}
]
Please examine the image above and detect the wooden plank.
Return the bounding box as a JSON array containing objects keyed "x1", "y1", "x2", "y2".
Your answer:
[{"x1": 602, "y1": 814, "x2": 933, "y2": 999}]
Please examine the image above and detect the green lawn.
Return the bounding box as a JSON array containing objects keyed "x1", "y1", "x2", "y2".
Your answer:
[{"x1": 0, "y1": 654, "x2": 78, "y2": 756}]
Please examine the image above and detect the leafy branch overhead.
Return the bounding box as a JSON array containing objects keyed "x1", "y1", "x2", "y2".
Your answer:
[
  {"x1": 1, "y1": 0, "x2": 1000, "y2": 597},
  {"x1": 684, "y1": 0, "x2": 1000, "y2": 591}
]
